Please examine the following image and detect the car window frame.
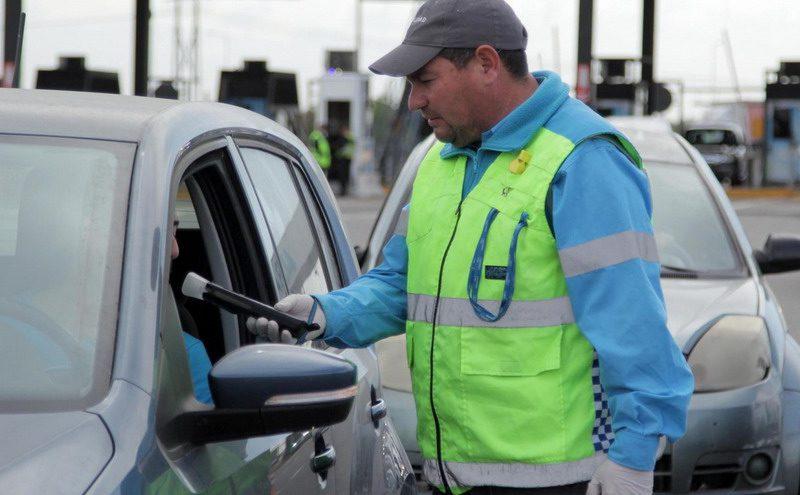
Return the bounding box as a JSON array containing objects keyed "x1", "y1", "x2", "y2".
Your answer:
[
  {"x1": 233, "y1": 137, "x2": 343, "y2": 293},
  {"x1": 166, "y1": 135, "x2": 278, "y2": 352}
]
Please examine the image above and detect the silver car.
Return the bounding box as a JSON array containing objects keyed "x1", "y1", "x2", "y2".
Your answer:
[
  {"x1": 364, "y1": 120, "x2": 800, "y2": 494},
  {"x1": 0, "y1": 89, "x2": 414, "y2": 494}
]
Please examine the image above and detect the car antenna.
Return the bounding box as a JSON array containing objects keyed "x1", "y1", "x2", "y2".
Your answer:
[{"x1": 12, "y1": 12, "x2": 26, "y2": 89}]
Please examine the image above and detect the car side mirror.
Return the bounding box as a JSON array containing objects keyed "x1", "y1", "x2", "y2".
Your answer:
[
  {"x1": 754, "y1": 233, "x2": 800, "y2": 274},
  {"x1": 164, "y1": 344, "x2": 357, "y2": 445}
]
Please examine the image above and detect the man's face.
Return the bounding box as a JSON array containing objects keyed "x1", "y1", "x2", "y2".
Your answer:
[{"x1": 406, "y1": 56, "x2": 484, "y2": 147}]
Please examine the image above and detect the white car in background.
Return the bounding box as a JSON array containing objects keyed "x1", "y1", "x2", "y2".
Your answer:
[{"x1": 363, "y1": 120, "x2": 800, "y2": 494}]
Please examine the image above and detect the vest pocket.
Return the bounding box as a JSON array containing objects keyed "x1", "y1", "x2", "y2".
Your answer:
[{"x1": 460, "y1": 325, "x2": 562, "y2": 376}]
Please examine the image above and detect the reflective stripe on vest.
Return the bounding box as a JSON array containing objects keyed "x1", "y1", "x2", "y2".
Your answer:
[
  {"x1": 423, "y1": 454, "x2": 606, "y2": 490},
  {"x1": 407, "y1": 293, "x2": 574, "y2": 328}
]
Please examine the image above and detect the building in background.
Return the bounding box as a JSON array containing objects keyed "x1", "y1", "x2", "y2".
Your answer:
[
  {"x1": 315, "y1": 50, "x2": 381, "y2": 197},
  {"x1": 36, "y1": 56, "x2": 119, "y2": 94},
  {"x1": 764, "y1": 61, "x2": 800, "y2": 185},
  {"x1": 218, "y1": 60, "x2": 299, "y2": 128}
]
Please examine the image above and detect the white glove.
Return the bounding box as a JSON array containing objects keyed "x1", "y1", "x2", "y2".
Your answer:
[
  {"x1": 245, "y1": 294, "x2": 326, "y2": 344},
  {"x1": 587, "y1": 459, "x2": 653, "y2": 495}
]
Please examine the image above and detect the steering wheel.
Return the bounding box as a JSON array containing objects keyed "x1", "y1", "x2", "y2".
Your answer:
[{"x1": 0, "y1": 297, "x2": 93, "y2": 393}]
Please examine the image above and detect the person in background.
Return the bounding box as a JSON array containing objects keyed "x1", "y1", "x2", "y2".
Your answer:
[
  {"x1": 308, "y1": 124, "x2": 332, "y2": 175},
  {"x1": 329, "y1": 123, "x2": 355, "y2": 196},
  {"x1": 171, "y1": 219, "x2": 213, "y2": 405}
]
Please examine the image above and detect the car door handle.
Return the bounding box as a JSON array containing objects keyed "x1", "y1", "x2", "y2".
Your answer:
[
  {"x1": 311, "y1": 446, "x2": 336, "y2": 474},
  {"x1": 371, "y1": 398, "x2": 387, "y2": 426}
]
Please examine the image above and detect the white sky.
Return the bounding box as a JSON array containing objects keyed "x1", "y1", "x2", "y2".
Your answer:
[{"x1": 4, "y1": 0, "x2": 800, "y2": 119}]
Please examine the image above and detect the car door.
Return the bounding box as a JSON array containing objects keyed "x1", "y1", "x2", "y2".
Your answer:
[
  {"x1": 230, "y1": 140, "x2": 345, "y2": 493},
  {"x1": 233, "y1": 138, "x2": 388, "y2": 494},
  {"x1": 150, "y1": 138, "x2": 329, "y2": 495}
]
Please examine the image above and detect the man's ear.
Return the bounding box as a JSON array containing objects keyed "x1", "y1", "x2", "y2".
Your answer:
[{"x1": 474, "y1": 45, "x2": 501, "y2": 81}]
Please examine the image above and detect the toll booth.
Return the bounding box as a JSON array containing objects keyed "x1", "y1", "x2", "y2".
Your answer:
[
  {"x1": 315, "y1": 50, "x2": 381, "y2": 197},
  {"x1": 592, "y1": 58, "x2": 671, "y2": 117},
  {"x1": 764, "y1": 61, "x2": 800, "y2": 184},
  {"x1": 36, "y1": 57, "x2": 119, "y2": 94},
  {"x1": 218, "y1": 60, "x2": 298, "y2": 126},
  {"x1": 594, "y1": 59, "x2": 638, "y2": 116}
]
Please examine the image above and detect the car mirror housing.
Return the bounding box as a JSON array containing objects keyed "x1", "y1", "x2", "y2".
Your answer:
[
  {"x1": 164, "y1": 344, "x2": 357, "y2": 446},
  {"x1": 754, "y1": 233, "x2": 800, "y2": 274}
]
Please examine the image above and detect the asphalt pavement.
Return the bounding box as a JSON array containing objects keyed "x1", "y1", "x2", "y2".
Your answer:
[{"x1": 337, "y1": 194, "x2": 386, "y2": 250}]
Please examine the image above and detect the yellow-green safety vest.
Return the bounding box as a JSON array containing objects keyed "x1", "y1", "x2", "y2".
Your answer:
[
  {"x1": 402, "y1": 105, "x2": 642, "y2": 493},
  {"x1": 309, "y1": 129, "x2": 331, "y2": 169}
]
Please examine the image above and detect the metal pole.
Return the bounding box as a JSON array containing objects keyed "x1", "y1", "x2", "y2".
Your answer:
[
  {"x1": 3, "y1": 0, "x2": 22, "y2": 87},
  {"x1": 134, "y1": 0, "x2": 150, "y2": 96},
  {"x1": 191, "y1": 0, "x2": 200, "y2": 99},
  {"x1": 11, "y1": 11, "x2": 23, "y2": 88},
  {"x1": 355, "y1": 0, "x2": 362, "y2": 72},
  {"x1": 551, "y1": 25, "x2": 561, "y2": 74},
  {"x1": 576, "y1": 0, "x2": 593, "y2": 104},
  {"x1": 722, "y1": 29, "x2": 742, "y2": 102},
  {"x1": 641, "y1": 0, "x2": 655, "y2": 114}
]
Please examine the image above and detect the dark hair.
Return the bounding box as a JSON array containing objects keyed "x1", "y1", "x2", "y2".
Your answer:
[{"x1": 438, "y1": 48, "x2": 529, "y2": 80}]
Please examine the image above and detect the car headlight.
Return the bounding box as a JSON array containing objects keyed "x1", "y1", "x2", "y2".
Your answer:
[{"x1": 686, "y1": 315, "x2": 771, "y2": 392}]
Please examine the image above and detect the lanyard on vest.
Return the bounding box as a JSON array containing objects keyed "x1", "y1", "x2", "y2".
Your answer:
[{"x1": 467, "y1": 208, "x2": 529, "y2": 322}]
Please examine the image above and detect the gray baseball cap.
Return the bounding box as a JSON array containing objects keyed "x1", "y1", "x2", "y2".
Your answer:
[{"x1": 369, "y1": 0, "x2": 528, "y2": 77}]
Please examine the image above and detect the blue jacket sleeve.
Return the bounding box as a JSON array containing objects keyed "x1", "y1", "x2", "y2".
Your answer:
[
  {"x1": 183, "y1": 332, "x2": 213, "y2": 405},
  {"x1": 315, "y1": 210, "x2": 409, "y2": 348},
  {"x1": 551, "y1": 138, "x2": 694, "y2": 471}
]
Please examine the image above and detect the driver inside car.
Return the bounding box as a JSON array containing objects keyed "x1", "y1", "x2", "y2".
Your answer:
[{"x1": 170, "y1": 219, "x2": 213, "y2": 405}]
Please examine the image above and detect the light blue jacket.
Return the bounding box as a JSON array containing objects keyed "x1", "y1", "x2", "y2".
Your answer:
[
  {"x1": 183, "y1": 332, "x2": 213, "y2": 404},
  {"x1": 316, "y1": 71, "x2": 693, "y2": 472}
]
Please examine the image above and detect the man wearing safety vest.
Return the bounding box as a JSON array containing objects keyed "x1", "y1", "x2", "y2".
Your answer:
[
  {"x1": 248, "y1": 1, "x2": 693, "y2": 493},
  {"x1": 308, "y1": 125, "x2": 332, "y2": 173}
]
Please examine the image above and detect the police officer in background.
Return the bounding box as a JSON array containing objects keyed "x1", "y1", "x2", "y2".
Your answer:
[
  {"x1": 308, "y1": 124, "x2": 332, "y2": 175},
  {"x1": 330, "y1": 124, "x2": 354, "y2": 196},
  {"x1": 249, "y1": 1, "x2": 693, "y2": 494}
]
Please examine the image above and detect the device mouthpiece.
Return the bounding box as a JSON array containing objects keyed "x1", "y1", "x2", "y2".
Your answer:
[{"x1": 182, "y1": 272, "x2": 210, "y2": 300}]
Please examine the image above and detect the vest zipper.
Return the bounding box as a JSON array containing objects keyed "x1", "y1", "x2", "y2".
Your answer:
[{"x1": 429, "y1": 200, "x2": 463, "y2": 495}]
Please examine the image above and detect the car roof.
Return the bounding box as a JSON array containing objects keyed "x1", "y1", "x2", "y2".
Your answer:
[
  {"x1": 0, "y1": 89, "x2": 183, "y2": 142},
  {"x1": 0, "y1": 89, "x2": 304, "y2": 149},
  {"x1": 608, "y1": 117, "x2": 693, "y2": 165}
]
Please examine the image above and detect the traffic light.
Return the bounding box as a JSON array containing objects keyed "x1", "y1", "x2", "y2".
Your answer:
[{"x1": 36, "y1": 57, "x2": 119, "y2": 93}]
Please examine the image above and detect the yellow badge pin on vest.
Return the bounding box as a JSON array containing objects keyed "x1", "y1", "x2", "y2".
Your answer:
[{"x1": 508, "y1": 149, "x2": 531, "y2": 174}]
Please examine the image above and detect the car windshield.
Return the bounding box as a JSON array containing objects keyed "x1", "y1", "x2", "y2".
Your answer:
[
  {"x1": 685, "y1": 129, "x2": 737, "y2": 146},
  {"x1": 0, "y1": 135, "x2": 134, "y2": 411},
  {"x1": 648, "y1": 161, "x2": 742, "y2": 275}
]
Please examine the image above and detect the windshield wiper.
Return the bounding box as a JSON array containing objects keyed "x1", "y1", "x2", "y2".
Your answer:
[{"x1": 660, "y1": 264, "x2": 700, "y2": 277}]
